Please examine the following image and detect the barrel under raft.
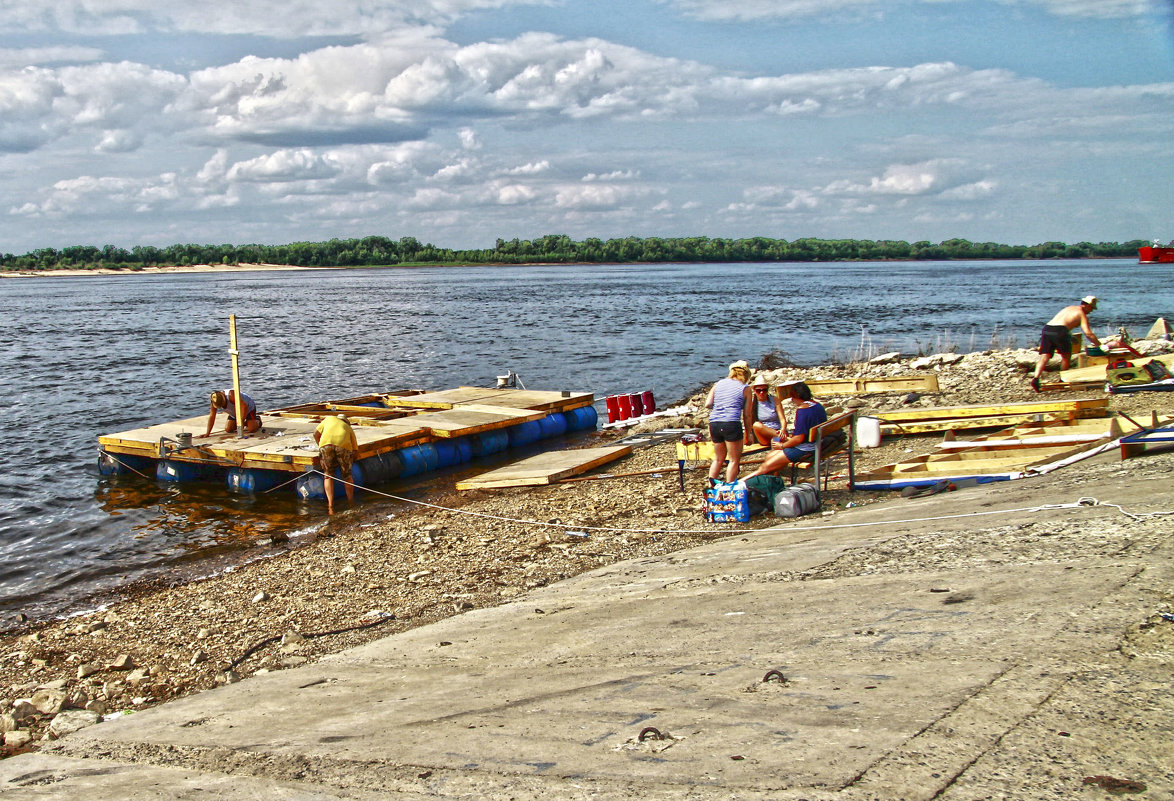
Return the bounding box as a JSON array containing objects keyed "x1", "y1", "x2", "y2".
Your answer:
[{"x1": 104, "y1": 403, "x2": 600, "y2": 496}]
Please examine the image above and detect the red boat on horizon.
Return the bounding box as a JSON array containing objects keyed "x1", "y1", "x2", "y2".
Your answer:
[{"x1": 1139, "y1": 241, "x2": 1174, "y2": 263}]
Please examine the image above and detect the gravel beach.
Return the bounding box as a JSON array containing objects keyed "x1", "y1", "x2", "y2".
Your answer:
[{"x1": 3, "y1": 342, "x2": 1173, "y2": 759}]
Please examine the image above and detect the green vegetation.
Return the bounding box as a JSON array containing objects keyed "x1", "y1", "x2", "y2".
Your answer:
[{"x1": 0, "y1": 236, "x2": 1147, "y2": 272}]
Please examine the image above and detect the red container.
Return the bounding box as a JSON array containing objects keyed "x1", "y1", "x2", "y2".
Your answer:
[
  {"x1": 641, "y1": 390, "x2": 655, "y2": 414},
  {"x1": 617, "y1": 395, "x2": 632, "y2": 420},
  {"x1": 605, "y1": 395, "x2": 620, "y2": 424},
  {"x1": 629, "y1": 393, "x2": 644, "y2": 417}
]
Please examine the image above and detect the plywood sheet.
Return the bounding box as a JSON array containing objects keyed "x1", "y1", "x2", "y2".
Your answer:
[
  {"x1": 804, "y1": 374, "x2": 939, "y2": 396},
  {"x1": 412, "y1": 405, "x2": 546, "y2": 437},
  {"x1": 1060, "y1": 352, "x2": 1174, "y2": 383},
  {"x1": 456, "y1": 445, "x2": 632, "y2": 490},
  {"x1": 874, "y1": 397, "x2": 1108, "y2": 424}
]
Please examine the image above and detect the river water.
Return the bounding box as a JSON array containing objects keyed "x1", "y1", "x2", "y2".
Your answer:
[{"x1": 1, "y1": 258, "x2": 1166, "y2": 624}]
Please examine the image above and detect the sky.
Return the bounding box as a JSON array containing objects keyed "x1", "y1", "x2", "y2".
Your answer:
[{"x1": 1, "y1": 0, "x2": 1172, "y2": 254}]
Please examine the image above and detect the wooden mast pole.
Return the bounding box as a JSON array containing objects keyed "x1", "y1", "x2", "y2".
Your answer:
[{"x1": 229, "y1": 315, "x2": 245, "y2": 440}]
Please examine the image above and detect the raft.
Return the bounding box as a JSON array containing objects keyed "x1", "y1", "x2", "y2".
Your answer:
[{"x1": 97, "y1": 387, "x2": 598, "y2": 498}]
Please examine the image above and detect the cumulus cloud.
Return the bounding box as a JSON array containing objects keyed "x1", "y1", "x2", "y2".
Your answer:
[
  {"x1": 0, "y1": 46, "x2": 105, "y2": 68},
  {"x1": 0, "y1": 0, "x2": 552, "y2": 37},
  {"x1": 226, "y1": 149, "x2": 341, "y2": 182},
  {"x1": 821, "y1": 160, "x2": 995, "y2": 199}
]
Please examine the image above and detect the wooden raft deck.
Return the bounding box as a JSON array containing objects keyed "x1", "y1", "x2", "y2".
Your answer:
[{"x1": 98, "y1": 388, "x2": 594, "y2": 474}]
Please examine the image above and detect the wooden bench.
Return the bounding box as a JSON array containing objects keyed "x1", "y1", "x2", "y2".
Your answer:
[{"x1": 786, "y1": 409, "x2": 856, "y2": 498}]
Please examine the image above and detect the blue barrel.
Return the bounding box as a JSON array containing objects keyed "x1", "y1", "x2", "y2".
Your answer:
[
  {"x1": 357, "y1": 455, "x2": 389, "y2": 485},
  {"x1": 434, "y1": 439, "x2": 472, "y2": 468},
  {"x1": 399, "y1": 443, "x2": 439, "y2": 477},
  {"x1": 563, "y1": 405, "x2": 599, "y2": 432},
  {"x1": 156, "y1": 460, "x2": 216, "y2": 482},
  {"x1": 507, "y1": 420, "x2": 542, "y2": 447},
  {"x1": 538, "y1": 412, "x2": 568, "y2": 439},
  {"x1": 380, "y1": 450, "x2": 404, "y2": 480},
  {"x1": 295, "y1": 464, "x2": 362, "y2": 500},
  {"x1": 451, "y1": 437, "x2": 473, "y2": 464},
  {"x1": 227, "y1": 468, "x2": 286, "y2": 494},
  {"x1": 98, "y1": 451, "x2": 154, "y2": 476},
  {"x1": 471, "y1": 430, "x2": 509, "y2": 457}
]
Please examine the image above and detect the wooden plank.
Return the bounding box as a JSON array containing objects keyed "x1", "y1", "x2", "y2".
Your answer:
[
  {"x1": 1060, "y1": 353, "x2": 1174, "y2": 384},
  {"x1": 411, "y1": 405, "x2": 546, "y2": 437},
  {"x1": 456, "y1": 445, "x2": 633, "y2": 490},
  {"x1": 874, "y1": 397, "x2": 1109, "y2": 424},
  {"x1": 391, "y1": 387, "x2": 507, "y2": 409},
  {"x1": 454, "y1": 389, "x2": 594, "y2": 413},
  {"x1": 804, "y1": 374, "x2": 940, "y2": 395},
  {"x1": 675, "y1": 441, "x2": 769, "y2": 461},
  {"x1": 879, "y1": 411, "x2": 1077, "y2": 435}
]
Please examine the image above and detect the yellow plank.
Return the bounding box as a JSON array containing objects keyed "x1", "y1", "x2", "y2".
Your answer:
[
  {"x1": 411, "y1": 405, "x2": 546, "y2": 437},
  {"x1": 1060, "y1": 353, "x2": 1174, "y2": 384},
  {"x1": 456, "y1": 445, "x2": 633, "y2": 490},
  {"x1": 879, "y1": 411, "x2": 1079, "y2": 434},
  {"x1": 874, "y1": 397, "x2": 1108, "y2": 424},
  {"x1": 675, "y1": 442, "x2": 769, "y2": 461},
  {"x1": 805, "y1": 374, "x2": 939, "y2": 396}
]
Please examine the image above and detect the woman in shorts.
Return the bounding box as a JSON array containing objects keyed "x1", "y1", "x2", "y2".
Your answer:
[{"x1": 704, "y1": 360, "x2": 753, "y2": 484}]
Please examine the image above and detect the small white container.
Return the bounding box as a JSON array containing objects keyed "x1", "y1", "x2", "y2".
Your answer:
[{"x1": 856, "y1": 416, "x2": 882, "y2": 448}]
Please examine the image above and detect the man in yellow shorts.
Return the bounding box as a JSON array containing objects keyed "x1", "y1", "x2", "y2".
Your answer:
[{"x1": 313, "y1": 414, "x2": 358, "y2": 514}]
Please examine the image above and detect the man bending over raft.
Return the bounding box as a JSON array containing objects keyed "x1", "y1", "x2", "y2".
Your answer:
[
  {"x1": 314, "y1": 414, "x2": 358, "y2": 514},
  {"x1": 199, "y1": 389, "x2": 262, "y2": 437},
  {"x1": 1030, "y1": 295, "x2": 1102, "y2": 392}
]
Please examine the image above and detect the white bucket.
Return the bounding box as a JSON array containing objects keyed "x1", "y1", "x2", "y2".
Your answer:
[{"x1": 856, "y1": 416, "x2": 882, "y2": 448}]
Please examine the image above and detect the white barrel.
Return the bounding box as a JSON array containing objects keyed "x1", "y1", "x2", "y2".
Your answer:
[{"x1": 856, "y1": 416, "x2": 882, "y2": 448}]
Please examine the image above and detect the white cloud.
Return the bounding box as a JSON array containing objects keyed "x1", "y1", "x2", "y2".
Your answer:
[
  {"x1": 226, "y1": 149, "x2": 340, "y2": 182},
  {"x1": 0, "y1": 1, "x2": 554, "y2": 37},
  {"x1": 0, "y1": 46, "x2": 105, "y2": 68}
]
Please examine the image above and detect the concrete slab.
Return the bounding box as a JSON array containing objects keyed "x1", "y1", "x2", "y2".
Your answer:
[{"x1": 3, "y1": 450, "x2": 1172, "y2": 800}]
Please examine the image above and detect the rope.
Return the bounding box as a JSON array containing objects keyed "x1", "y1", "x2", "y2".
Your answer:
[
  {"x1": 98, "y1": 450, "x2": 154, "y2": 480},
  {"x1": 226, "y1": 612, "x2": 397, "y2": 672},
  {"x1": 306, "y1": 469, "x2": 1156, "y2": 536}
]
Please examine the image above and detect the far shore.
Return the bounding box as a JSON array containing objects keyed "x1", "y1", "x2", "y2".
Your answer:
[{"x1": 0, "y1": 263, "x2": 329, "y2": 278}]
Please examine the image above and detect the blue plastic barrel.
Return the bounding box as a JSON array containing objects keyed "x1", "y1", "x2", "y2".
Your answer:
[
  {"x1": 379, "y1": 450, "x2": 404, "y2": 480},
  {"x1": 563, "y1": 405, "x2": 599, "y2": 432},
  {"x1": 227, "y1": 468, "x2": 286, "y2": 494},
  {"x1": 98, "y1": 451, "x2": 154, "y2": 476},
  {"x1": 435, "y1": 439, "x2": 474, "y2": 468},
  {"x1": 399, "y1": 443, "x2": 439, "y2": 477},
  {"x1": 156, "y1": 460, "x2": 216, "y2": 482},
  {"x1": 507, "y1": 420, "x2": 542, "y2": 447},
  {"x1": 538, "y1": 412, "x2": 568, "y2": 439},
  {"x1": 471, "y1": 430, "x2": 509, "y2": 457},
  {"x1": 452, "y1": 437, "x2": 473, "y2": 464},
  {"x1": 296, "y1": 464, "x2": 362, "y2": 500},
  {"x1": 357, "y1": 455, "x2": 388, "y2": 485}
]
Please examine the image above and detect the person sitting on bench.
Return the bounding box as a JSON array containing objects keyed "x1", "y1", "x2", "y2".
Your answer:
[{"x1": 745, "y1": 381, "x2": 826, "y2": 478}]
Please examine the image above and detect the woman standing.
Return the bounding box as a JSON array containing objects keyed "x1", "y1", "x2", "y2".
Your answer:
[{"x1": 704, "y1": 360, "x2": 753, "y2": 484}]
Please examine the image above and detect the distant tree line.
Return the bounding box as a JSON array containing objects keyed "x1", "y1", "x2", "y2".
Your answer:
[{"x1": 0, "y1": 235, "x2": 1149, "y2": 272}]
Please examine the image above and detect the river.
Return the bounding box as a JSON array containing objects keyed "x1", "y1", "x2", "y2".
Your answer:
[{"x1": 1, "y1": 258, "x2": 1166, "y2": 624}]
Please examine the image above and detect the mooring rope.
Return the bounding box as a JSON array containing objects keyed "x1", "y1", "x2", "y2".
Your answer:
[{"x1": 306, "y1": 469, "x2": 1158, "y2": 535}]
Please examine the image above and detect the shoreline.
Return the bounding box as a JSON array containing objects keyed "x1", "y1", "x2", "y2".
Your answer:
[
  {"x1": 0, "y1": 263, "x2": 328, "y2": 278},
  {"x1": 0, "y1": 255, "x2": 1139, "y2": 279},
  {"x1": 3, "y1": 342, "x2": 1174, "y2": 756}
]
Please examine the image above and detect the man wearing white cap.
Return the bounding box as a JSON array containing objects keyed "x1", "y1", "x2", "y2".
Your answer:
[{"x1": 1030, "y1": 296, "x2": 1102, "y2": 391}]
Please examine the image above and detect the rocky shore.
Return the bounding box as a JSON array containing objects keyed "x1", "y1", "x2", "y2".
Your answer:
[{"x1": 3, "y1": 341, "x2": 1173, "y2": 756}]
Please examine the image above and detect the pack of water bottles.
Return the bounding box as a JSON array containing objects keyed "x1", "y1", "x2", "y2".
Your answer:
[{"x1": 704, "y1": 480, "x2": 750, "y2": 523}]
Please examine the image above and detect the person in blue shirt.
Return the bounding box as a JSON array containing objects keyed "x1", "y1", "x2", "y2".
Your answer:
[
  {"x1": 748, "y1": 375, "x2": 785, "y2": 445},
  {"x1": 704, "y1": 360, "x2": 752, "y2": 484},
  {"x1": 745, "y1": 381, "x2": 826, "y2": 478}
]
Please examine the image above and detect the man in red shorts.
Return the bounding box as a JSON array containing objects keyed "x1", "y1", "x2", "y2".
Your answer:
[{"x1": 1030, "y1": 295, "x2": 1101, "y2": 391}]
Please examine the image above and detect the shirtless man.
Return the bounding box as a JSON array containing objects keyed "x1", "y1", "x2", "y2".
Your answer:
[{"x1": 1030, "y1": 295, "x2": 1101, "y2": 391}]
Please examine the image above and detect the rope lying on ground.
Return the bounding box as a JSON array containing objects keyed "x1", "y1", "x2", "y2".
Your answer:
[{"x1": 308, "y1": 470, "x2": 1168, "y2": 535}]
